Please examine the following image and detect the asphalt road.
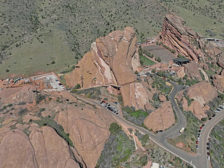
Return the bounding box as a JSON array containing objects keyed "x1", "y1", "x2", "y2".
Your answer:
[{"x1": 72, "y1": 83, "x2": 224, "y2": 168}]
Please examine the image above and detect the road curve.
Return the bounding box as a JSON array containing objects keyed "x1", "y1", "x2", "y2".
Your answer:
[{"x1": 71, "y1": 85, "x2": 224, "y2": 168}]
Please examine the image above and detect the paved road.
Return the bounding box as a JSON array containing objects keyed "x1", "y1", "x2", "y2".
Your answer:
[{"x1": 71, "y1": 84, "x2": 224, "y2": 168}]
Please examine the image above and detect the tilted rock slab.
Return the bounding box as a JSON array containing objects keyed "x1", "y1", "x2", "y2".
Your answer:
[
  {"x1": 159, "y1": 14, "x2": 205, "y2": 62},
  {"x1": 65, "y1": 27, "x2": 151, "y2": 110}
]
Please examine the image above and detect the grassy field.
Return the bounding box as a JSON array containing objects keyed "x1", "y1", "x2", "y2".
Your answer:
[
  {"x1": 140, "y1": 55, "x2": 156, "y2": 66},
  {"x1": 0, "y1": 0, "x2": 167, "y2": 79},
  {"x1": 0, "y1": 0, "x2": 223, "y2": 78},
  {"x1": 0, "y1": 29, "x2": 77, "y2": 78}
]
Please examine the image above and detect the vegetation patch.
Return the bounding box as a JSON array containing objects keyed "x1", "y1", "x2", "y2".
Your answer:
[
  {"x1": 72, "y1": 87, "x2": 101, "y2": 100},
  {"x1": 152, "y1": 76, "x2": 172, "y2": 95},
  {"x1": 169, "y1": 111, "x2": 202, "y2": 153},
  {"x1": 96, "y1": 122, "x2": 135, "y2": 168},
  {"x1": 140, "y1": 54, "x2": 156, "y2": 66},
  {"x1": 122, "y1": 106, "x2": 150, "y2": 126},
  {"x1": 34, "y1": 117, "x2": 74, "y2": 147},
  {"x1": 210, "y1": 119, "x2": 224, "y2": 168}
]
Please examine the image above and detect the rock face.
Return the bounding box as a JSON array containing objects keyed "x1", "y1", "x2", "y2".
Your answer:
[
  {"x1": 159, "y1": 14, "x2": 205, "y2": 62},
  {"x1": 183, "y1": 62, "x2": 202, "y2": 80},
  {"x1": 65, "y1": 27, "x2": 137, "y2": 88},
  {"x1": 217, "y1": 53, "x2": 224, "y2": 69},
  {"x1": 213, "y1": 74, "x2": 224, "y2": 92},
  {"x1": 65, "y1": 27, "x2": 151, "y2": 110},
  {"x1": 184, "y1": 81, "x2": 217, "y2": 119},
  {"x1": 144, "y1": 101, "x2": 175, "y2": 132},
  {"x1": 56, "y1": 104, "x2": 113, "y2": 168},
  {"x1": 0, "y1": 128, "x2": 81, "y2": 168},
  {"x1": 0, "y1": 82, "x2": 114, "y2": 168}
]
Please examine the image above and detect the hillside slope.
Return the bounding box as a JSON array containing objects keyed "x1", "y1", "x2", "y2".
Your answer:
[{"x1": 0, "y1": 0, "x2": 167, "y2": 78}]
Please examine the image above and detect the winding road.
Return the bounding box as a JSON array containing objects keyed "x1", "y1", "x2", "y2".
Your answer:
[{"x1": 72, "y1": 82, "x2": 224, "y2": 168}]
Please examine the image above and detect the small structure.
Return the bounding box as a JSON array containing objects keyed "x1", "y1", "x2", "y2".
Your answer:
[
  {"x1": 151, "y1": 163, "x2": 159, "y2": 168},
  {"x1": 173, "y1": 57, "x2": 190, "y2": 65}
]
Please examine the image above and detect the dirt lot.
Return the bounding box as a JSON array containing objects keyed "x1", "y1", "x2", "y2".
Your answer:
[{"x1": 143, "y1": 45, "x2": 175, "y2": 63}]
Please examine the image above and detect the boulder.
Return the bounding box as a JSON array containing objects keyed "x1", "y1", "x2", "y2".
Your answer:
[
  {"x1": 159, "y1": 94, "x2": 167, "y2": 102},
  {"x1": 144, "y1": 101, "x2": 175, "y2": 132},
  {"x1": 185, "y1": 81, "x2": 217, "y2": 119},
  {"x1": 187, "y1": 81, "x2": 217, "y2": 104}
]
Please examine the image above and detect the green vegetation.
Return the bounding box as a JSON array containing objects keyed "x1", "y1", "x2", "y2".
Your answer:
[
  {"x1": 72, "y1": 87, "x2": 101, "y2": 100},
  {"x1": 135, "y1": 130, "x2": 193, "y2": 168},
  {"x1": 135, "y1": 130, "x2": 149, "y2": 147},
  {"x1": 140, "y1": 54, "x2": 155, "y2": 66},
  {"x1": 0, "y1": 0, "x2": 167, "y2": 78},
  {"x1": 34, "y1": 117, "x2": 74, "y2": 147},
  {"x1": 184, "y1": 93, "x2": 194, "y2": 106},
  {"x1": 73, "y1": 84, "x2": 81, "y2": 90},
  {"x1": 123, "y1": 107, "x2": 148, "y2": 118},
  {"x1": 109, "y1": 122, "x2": 122, "y2": 134},
  {"x1": 122, "y1": 106, "x2": 149, "y2": 126},
  {"x1": 96, "y1": 123, "x2": 135, "y2": 168},
  {"x1": 210, "y1": 119, "x2": 224, "y2": 168},
  {"x1": 35, "y1": 94, "x2": 46, "y2": 104},
  {"x1": 155, "y1": 57, "x2": 162, "y2": 62},
  {"x1": 207, "y1": 93, "x2": 224, "y2": 117},
  {"x1": 152, "y1": 76, "x2": 172, "y2": 95},
  {"x1": 169, "y1": 111, "x2": 202, "y2": 152},
  {"x1": 139, "y1": 46, "x2": 155, "y2": 66}
]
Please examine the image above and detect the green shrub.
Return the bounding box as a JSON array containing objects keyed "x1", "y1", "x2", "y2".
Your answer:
[
  {"x1": 109, "y1": 123, "x2": 121, "y2": 134},
  {"x1": 34, "y1": 117, "x2": 74, "y2": 147}
]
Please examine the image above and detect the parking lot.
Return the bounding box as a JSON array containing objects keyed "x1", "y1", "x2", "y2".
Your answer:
[
  {"x1": 31, "y1": 73, "x2": 64, "y2": 91},
  {"x1": 100, "y1": 100, "x2": 119, "y2": 115}
]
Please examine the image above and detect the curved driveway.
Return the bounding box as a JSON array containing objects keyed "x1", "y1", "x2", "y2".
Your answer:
[{"x1": 72, "y1": 83, "x2": 224, "y2": 168}]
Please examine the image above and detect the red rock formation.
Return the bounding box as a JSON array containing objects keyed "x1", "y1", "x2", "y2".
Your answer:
[
  {"x1": 184, "y1": 81, "x2": 217, "y2": 119},
  {"x1": 213, "y1": 74, "x2": 224, "y2": 92},
  {"x1": 65, "y1": 27, "x2": 151, "y2": 110},
  {"x1": 144, "y1": 101, "x2": 175, "y2": 132},
  {"x1": 159, "y1": 14, "x2": 205, "y2": 62}
]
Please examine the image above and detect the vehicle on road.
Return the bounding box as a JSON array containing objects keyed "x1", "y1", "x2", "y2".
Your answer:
[{"x1": 179, "y1": 127, "x2": 185, "y2": 133}]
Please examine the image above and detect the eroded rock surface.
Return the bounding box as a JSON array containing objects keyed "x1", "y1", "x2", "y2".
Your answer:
[
  {"x1": 65, "y1": 27, "x2": 151, "y2": 110},
  {"x1": 184, "y1": 81, "x2": 217, "y2": 119},
  {"x1": 56, "y1": 105, "x2": 113, "y2": 168},
  {"x1": 144, "y1": 101, "x2": 175, "y2": 132},
  {"x1": 159, "y1": 14, "x2": 205, "y2": 62},
  {"x1": 213, "y1": 74, "x2": 224, "y2": 92}
]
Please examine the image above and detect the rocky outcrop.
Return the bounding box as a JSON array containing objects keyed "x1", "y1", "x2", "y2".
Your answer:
[
  {"x1": 159, "y1": 14, "x2": 205, "y2": 62},
  {"x1": 217, "y1": 53, "x2": 224, "y2": 69},
  {"x1": 56, "y1": 103, "x2": 113, "y2": 168},
  {"x1": 65, "y1": 27, "x2": 137, "y2": 88},
  {"x1": 213, "y1": 74, "x2": 224, "y2": 92},
  {"x1": 144, "y1": 101, "x2": 175, "y2": 132},
  {"x1": 184, "y1": 81, "x2": 218, "y2": 119},
  {"x1": 183, "y1": 62, "x2": 202, "y2": 80},
  {"x1": 65, "y1": 27, "x2": 151, "y2": 110},
  {"x1": 0, "y1": 128, "x2": 81, "y2": 168},
  {"x1": 0, "y1": 83, "x2": 114, "y2": 168}
]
